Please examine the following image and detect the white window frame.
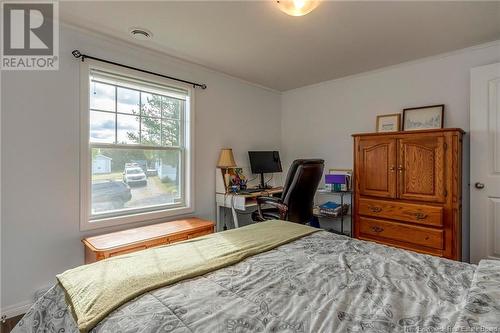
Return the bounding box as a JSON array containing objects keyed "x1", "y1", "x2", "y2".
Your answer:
[{"x1": 80, "y1": 59, "x2": 195, "y2": 231}]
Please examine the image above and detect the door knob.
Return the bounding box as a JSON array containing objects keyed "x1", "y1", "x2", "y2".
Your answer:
[{"x1": 475, "y1": 182, "x2": 485, "y2": 189}]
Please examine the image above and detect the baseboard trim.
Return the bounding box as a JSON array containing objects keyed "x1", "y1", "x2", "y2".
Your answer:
[{"x1": 1, "y1": 301, "x2": 32, "y2": 319}]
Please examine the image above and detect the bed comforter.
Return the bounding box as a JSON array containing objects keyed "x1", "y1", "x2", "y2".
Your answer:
[{"x1": 13, "y1": 231, "x2": 500, "y2": 333}]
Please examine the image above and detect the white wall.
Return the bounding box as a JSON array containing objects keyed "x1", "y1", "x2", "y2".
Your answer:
[
  {"x1": 0, "y1": 24, "x2": 281, "y2": 314},
  {"x1": 281, "y1": 41, "x2": 500, "y2": 263}
]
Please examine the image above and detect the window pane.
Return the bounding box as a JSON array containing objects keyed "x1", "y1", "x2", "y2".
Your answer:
[
  {"x1": 162, "y1": 97, "x2": 181, "y2": 119},
  {"x1": 162, "y1": 119, "x2": 180, "y2": 146},
  {"x1": 91, "y1": 148, "x2": 182, "y2": 216},
  {"x1": 90, "y1": 111, "x2": 115, "y2": 143},
  {"x1": 90, "y1": 82, "x2": 115, "y2": 111},
  {"x1": 117, "y1": 87, "x2": 139, "y2": 114},
  {"x1": 141, "y1": 92, "x2": 162, "y2": 118},
  {"x1": 117, "y1": 114, "x2": 140, "y2": 144},
  {"x1": 141, "y1": 117, "x2": 162, "y2": 145}
]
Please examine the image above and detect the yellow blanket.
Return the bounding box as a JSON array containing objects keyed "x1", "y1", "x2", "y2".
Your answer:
[{"x1": 57, "y1": 220, "x2": 318, "y2": 332}]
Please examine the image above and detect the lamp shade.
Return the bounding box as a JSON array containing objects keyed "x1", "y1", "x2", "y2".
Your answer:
[{"x1": 217, "y1": 148, "x2": 236, "y2": 168}]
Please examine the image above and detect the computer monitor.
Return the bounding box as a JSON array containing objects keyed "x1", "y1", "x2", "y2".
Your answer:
[{"x1": 248, "y1": 151, "x2": 282, "y2": 189}]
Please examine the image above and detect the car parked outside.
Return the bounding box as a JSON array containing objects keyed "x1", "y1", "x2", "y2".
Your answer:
[
  {"x1": 123, "y1": 167, "x2": 147, "y2": 186},
  {"x1": 92, "y1": 180, "x2": 132, "y2": 211}
]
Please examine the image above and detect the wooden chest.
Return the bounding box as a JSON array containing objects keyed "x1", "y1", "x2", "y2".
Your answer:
[
  {"x1": 82, "y1": 218, "x2": 215, "y2": 264},
  {"x1": 352, "y1": 129, "x2": 463, "y2": 260}
]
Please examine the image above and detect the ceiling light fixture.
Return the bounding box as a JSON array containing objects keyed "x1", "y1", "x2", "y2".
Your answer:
[
  {"x1": 276, "y1": 0, "x2": 320, "y2": 16},
  {"x1": 129, "y1": 27, "x2": 153, "y2": 40}
]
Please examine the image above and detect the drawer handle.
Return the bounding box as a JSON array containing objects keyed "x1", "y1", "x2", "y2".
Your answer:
[
  {"x1": 371, "y1": 226, "x2": 384, "y2": 233},
  {"x1": 369, "y1": 206, "x2": 382, "y2": 213},
  {"x1": 414, "y1": 212, "x2": 428, "y2": 220}
]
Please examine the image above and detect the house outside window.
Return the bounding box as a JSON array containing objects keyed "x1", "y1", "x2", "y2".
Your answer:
[{"x1": 80, "y1": 61, "x2": 194, "y2": 230}]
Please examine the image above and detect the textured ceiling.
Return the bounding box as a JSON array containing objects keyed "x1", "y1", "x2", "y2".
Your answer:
[{"x1": 60, "y1": 1, "x2": 500, "y2": 91}]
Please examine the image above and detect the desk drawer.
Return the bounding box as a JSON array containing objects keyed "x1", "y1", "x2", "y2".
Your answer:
[
  {"x1": 359, "y1": 198, "x2": 443, "y2": 227},
  {"x1": 359, "y1": 217, "x2": 443, "y2": 250}
]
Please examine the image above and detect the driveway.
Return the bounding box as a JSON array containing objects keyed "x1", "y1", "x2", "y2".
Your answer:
[
  {"x1": 92, "y1": 173, "x2": 178, "y2": 213},
  {"x1": 125, "y1": 176, "x2": 177, "y2": 208}
]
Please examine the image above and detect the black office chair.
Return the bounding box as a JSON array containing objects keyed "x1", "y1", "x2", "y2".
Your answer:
[{"x1": 251, "y1": 159, "x2": 324, "y2": 224}]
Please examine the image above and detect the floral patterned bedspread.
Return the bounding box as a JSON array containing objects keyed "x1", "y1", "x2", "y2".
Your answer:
[{"x1": 12, "y1": 231, "x2": 500, "y2": 333}]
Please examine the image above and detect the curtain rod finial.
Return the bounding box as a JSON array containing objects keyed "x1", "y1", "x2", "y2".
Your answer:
[
  {"x1": 201, "y1": 84, "x2": 207, "y2": 90},
  {"x1": 72, "y1": 50, "x2": 82, "y2": 59}
]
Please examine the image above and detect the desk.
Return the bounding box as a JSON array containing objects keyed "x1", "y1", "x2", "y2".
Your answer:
[{"x1": 215, "y1": 188, "x2": 283, "y2": 231}]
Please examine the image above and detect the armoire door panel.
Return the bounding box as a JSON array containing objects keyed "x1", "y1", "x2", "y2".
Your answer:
[
  {"x1": 398, "y1": 136, "x2": 445, "y2": 202},
  {"x1": 358, "y1": 138, "x2": 397, "y2": 198}
]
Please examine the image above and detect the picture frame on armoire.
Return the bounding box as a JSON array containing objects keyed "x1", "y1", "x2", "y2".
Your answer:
[
  {"x1": 402, "y1": 104, "x2": 444, "y2": 131},
  {"x1": 376, "y1": 113, "x2": 401, "y2": 132}
]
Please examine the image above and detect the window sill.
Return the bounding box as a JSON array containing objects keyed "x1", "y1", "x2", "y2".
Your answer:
[{"x1": 80, "y1": 206, "x2": 195, "y2": 231}]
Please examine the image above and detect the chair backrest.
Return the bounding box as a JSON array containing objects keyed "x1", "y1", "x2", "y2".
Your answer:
[{"x1": 281, "y1": 159, "x2": 324, "y2": 223}]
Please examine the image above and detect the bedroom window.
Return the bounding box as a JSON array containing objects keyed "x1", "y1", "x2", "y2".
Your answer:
[{"x1": 80, "y1": 61, "x2": 194, "y2": 230}]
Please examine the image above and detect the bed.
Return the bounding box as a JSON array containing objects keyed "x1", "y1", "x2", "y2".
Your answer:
[{"x1": 12, "y1": 221, "x2": 500, "y2": 333}]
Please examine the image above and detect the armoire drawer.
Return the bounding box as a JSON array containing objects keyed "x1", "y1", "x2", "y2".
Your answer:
[
  {"x1": 358, "y1": 198, "x2": 443, "y2": 227},
  {"x1": 358, "y1": 217, "x2": 444, "y2": 250}
]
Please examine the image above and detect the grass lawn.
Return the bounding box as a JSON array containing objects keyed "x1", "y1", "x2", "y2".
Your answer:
[{"x1": 150, "y1": 176, "x2": 178, "y2": 194}]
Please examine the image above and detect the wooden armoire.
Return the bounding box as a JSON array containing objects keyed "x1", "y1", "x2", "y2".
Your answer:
[{"x1": 352, "y1": 128, "x2": 464, "y2": 260}]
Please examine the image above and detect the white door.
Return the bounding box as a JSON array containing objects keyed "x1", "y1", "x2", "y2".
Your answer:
[{"x1": 470, "y1": 62, "x2": 500, "y2": 263}]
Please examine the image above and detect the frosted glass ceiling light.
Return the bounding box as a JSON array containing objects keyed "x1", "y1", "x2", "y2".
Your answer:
[{"x1": 276, "y1": 0, "x2": 320, "y2": 16}]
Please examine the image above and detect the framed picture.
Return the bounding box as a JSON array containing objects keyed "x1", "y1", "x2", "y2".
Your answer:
[
  {"x1": 402, "y1": 104, "x2": 444, "y2": 131},
  {"x1": 376, "y1": 113, "x2": 401, "y2": 132}
]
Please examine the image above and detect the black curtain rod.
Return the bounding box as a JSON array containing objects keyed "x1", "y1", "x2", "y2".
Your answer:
[{"x1": 71, "y1": 50, "x2": 207, "y2": 90}]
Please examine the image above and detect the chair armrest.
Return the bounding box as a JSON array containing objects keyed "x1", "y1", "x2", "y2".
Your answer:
[
  {"x1": 256, "y1": 196, "x2": 288, "y2": 220},
  {"x1": 256, "y1": 196, "x2": 282, "y2": 205}
]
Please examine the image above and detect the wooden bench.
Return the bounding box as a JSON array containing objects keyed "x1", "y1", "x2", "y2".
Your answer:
[{"x1": 82, "y1": 218, "x2": 215, "y2": 264}]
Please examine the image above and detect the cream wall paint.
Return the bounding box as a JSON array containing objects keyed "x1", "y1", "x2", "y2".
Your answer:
[
  {"x1": 0, "y1": 25, "x2": 281, "y2": 313},
  {"x1": 281, "y1": 41, "x2": 500, "y2": 263}
]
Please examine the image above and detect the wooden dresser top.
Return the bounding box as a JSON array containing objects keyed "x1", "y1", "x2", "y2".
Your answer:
[
  {"x1": 83, "y1": 218, "x2": 214, "y2": 251},
  {"x1": 352, "y1": 128, "x2": 465, "y2": 137}
]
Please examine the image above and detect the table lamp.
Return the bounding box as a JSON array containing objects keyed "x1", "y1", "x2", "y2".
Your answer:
[{"x1": 217, "y1": 148, "x2": 236, "y2": 190}]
